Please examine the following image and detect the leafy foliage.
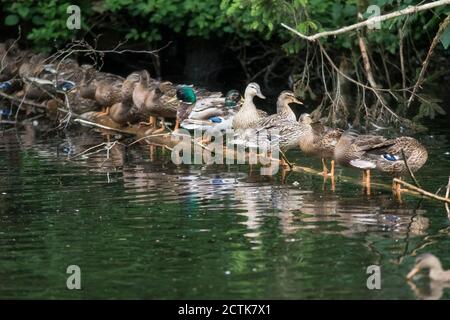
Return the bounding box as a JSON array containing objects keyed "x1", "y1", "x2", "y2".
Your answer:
[{"x1": 3, "y1": 0, "x2": 447, "y2": 52}]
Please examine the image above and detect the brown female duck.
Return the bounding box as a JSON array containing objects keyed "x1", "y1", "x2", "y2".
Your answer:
[
  {"x1": 298, "y1": 113, "x2": 343, "y2": 177},
  {"x1": 108, "y1": 72, "x2": 142, "y2": 126},
  {"x1": 253, "y1": 90, "x2": 303, "y2": 128},
  {"x1": 334, "y1": 130, "x2": 428, "y2": 193},
  {"x1": 407, "y1": 253, "x2": 450, "y2": 282},
  {"x1": 78, "y1": 65, "x2": 124, "y2": 114},
  {"x1": 131, "y1": 70, "x2": 179, "y2": 132},
  {"x1": 232, "y1": 82, "x2": 267, "y2": 130}
]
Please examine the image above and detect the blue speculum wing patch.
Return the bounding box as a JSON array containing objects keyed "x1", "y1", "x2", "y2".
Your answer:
[
  {"x1": 209, "y1": 116, "x2": 222, "y2": 123},
  {"x1": 0, "y1": 81, "x2": 12, "y2": 90},
  {"x1": 383, "y1": 154, "x2": 399, "y2": 161}
]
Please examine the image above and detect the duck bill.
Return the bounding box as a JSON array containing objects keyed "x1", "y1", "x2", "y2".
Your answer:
[
  {"x1": 406, "y1": 267, "x2": 420, "y2": 280},
  {"x1": 257, "y1": 92, "x2": 266, "y2": 99},
  {"x1": 292, "y1": 98, "x2": 304, "y2": 105}
]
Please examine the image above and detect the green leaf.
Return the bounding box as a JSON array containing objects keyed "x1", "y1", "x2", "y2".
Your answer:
[
  {"x1": 5, "y1": 14, "x2": 19, "y2": 26},
  {"x1": 17, "y1": 7, "x2": 30, "y2": 18},
  {"x1": 440, "y1": 23, "x2": 450, "y2": 49}
]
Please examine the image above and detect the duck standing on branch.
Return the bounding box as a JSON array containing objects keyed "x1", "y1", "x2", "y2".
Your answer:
[
  {"x1": 298, "y1": 113, "x2": 343, "y2": 178},
  {"x1": 131, "y1": 70, "x2": 180, "y2": 133},
  {"x1": 233, "y1": 90, "x2": 303, "y2": 168},
  {"x1": 256, "y1": 115, "x2": 310, "y2": 169},
  {"x1": 108, "y1": 72, "x2": 142, "y2": 126},
  {"x1": 334, "y1": 130, "x2": 428, "y2": 195}
]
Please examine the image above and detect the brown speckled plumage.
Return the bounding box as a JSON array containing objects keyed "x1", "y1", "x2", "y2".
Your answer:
[
  {"x1": 298, "y1": 113, "x2": 343, "y2": 159},
  {"x1": 334, "y1": 130, "x2": 428, "y2": 177}
]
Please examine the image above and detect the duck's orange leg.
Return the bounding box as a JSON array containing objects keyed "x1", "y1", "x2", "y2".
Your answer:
[
  {"x1": 152, "y1": 118, "x2": 167, "y2": 134},
  {"x1": 392, "y1": 177, "x2": 403, "y2": 201},
  {"x1": 330, "y1": 160, "x2": 335, "y2": 178},
  {"x1": 98, "y1": 106, "x2": 110, "y2": 116},
  {"x1": 139, "y1": 116, "x2": 157, "y2": 128},
  {"x1": 365, "y1": 169, "x2": 371, "y2": 195},
  {"x1": 321, "y1": 158, "x2": 329, "y2": 177},
  {"x1": 174, "y1": 119, "x2": 180, "y2": 131}
]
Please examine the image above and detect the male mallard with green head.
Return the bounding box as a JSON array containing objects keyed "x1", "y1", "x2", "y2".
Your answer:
[{"x1": 176, "y1": 87, "x2": 241, "y2": 132}]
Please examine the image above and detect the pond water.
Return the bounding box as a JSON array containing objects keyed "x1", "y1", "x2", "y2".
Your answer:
[{"x1": 0, "y1": 120, "x2": 449, "y2": 299}]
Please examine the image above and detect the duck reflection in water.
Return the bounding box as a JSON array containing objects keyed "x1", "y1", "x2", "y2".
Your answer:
[{"x1": 119, "y1": 162, "x2": 429, "y2": 240}]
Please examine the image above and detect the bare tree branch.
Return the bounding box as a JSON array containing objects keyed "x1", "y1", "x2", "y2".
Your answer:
[
  {"x1": 406, "y1": 14, "x2": 450, "y2": 108},
  {"x1": 281, "y1": 0, "x2": 450, "y2": 41}
]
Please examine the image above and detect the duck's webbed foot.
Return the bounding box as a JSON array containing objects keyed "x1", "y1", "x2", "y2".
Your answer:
[{"x1": 152, "y1": 119, "x2": 167, "y2": 134}]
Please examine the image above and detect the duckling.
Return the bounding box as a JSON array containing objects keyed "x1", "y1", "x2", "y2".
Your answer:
[
  {"x1": 232, "y1": 82, "x2": 267, "y2": 130},
  {"x1": 298, "y1": 113, "x2": 343, "y2": 177},
  {"x1": 407, "y1": 253, "x2": 450, "y2": 282},
  {"x1": 334, "y1": 130, "x2": 428, "y2": 194}
]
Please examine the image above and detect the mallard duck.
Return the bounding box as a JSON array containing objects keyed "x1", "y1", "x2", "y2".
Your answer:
[
  {"x1": 407, "y1": 253, "x2": 450, "y2": 282},
  {"x1": 176, "y1": 87, "x2": 241, "y2": 132},
  {"x1": 232, "y1": 82, "x2": 267, "y2": 130},
  {"x1": 334, "y1": 130, "x2": 428, "y2": 193},
  {"x1": 108, "y1": 72, "x2": 141, "y2": 126},
  {"x1": 0, "y1": 79, "x2": 22, "y2": 94},
  {"x1": 0, "y1": 40, "x2": 29, "y2": 81},
  {"x1": 77, "y1": 65, "x2": 124, "y2": 114},
  {"x1": 131, "y1": 70, "x2": 181, "y2": 132},
  {"x1": 95, "y1": 74, "x2": 124, "y2": 111},
  {"x1": 298, "y1": 113, "x2": 343, "y2": 177},
  {"x1": 252, "y1": 90, "x2": 303, "y2": 128},
  {"x1": 18, "y1": 53, "x2": 49, "y2": 79},
  {"x1": 235, "y1": 114, "x2": 310, "y2": 168},
  {"x1": 232, "y1": 90, "x2": 302, "y2": 155}
]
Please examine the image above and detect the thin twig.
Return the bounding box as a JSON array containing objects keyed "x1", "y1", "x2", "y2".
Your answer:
[
  {"x1": 407, "y1": 15, "x2": 450, "y2": 108},
  {"x1": 401, "y1": 148, "x2": 422, "y2": 188},
  {"x1": 393, "y1": 178, "x2": 450, "y2": 203}
]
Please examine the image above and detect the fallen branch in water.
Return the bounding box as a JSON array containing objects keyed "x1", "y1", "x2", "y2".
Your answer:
[
  {"x1": 74, "y1": 118, "x2": 132, "y2": 134},
  {"x1": 0, "y1": 90, "x2": 47, "y2": 109},
  {"x1": 393, "y1": 178, "x2": 450, "y2": 203},
  {"x1": 281, "y1": 0, "x2": 450, "y2": 41}
]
